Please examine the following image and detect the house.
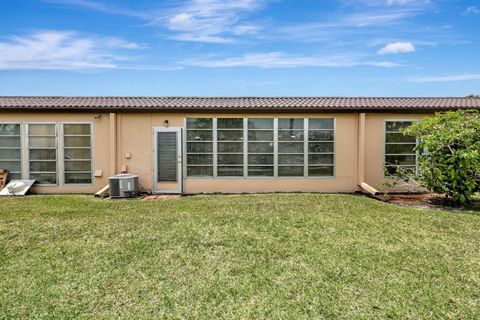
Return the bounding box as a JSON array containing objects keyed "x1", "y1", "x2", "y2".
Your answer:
[{"x1": 1, "y1": 96, "x2": 479, "y2": 195}]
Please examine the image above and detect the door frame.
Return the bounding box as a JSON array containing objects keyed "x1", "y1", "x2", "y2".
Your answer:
[{"x1": 152, "y1": 127, "x2": 183, "y2": 194}]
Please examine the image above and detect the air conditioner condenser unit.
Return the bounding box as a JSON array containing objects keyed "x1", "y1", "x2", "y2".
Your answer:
[{"x1": 109, "y1": 174, "x2": 139, "y2": 198}]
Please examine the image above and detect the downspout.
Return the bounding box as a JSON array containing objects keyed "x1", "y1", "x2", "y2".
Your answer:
[
  {"x1": 357, "y1": 112, "x2": 378, "y2": 195},
  {"x1": 109, "y1": 112, "x2": 117, "y2": 176}
]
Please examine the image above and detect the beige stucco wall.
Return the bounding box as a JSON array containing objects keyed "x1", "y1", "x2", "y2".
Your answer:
[
  {"x1": 0, "y1": 112, "x2": 111, "y2": 193},
  {"x1": 117, "y1": 113, "x2": 359, "y2": 194},
  {"x1": 363, "y1": 113, "x2": 430, "y2": 191},
  {"x1": 1, "y1": 111, "x2": 433, "y2": 194}
]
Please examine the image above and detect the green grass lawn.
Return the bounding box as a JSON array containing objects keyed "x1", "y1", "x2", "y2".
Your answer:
[{"x1": 1, "y1": 194, "x2": 479, "y2": 319}]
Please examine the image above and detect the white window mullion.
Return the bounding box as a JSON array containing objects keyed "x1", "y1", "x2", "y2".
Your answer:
[
  {"x1": 21, "y1": 123, "x2": 29, "y2": 180},
  {"x1": 243, "y1": 118, "x2": 248, "y2": 178},
  {"x1": 213, "y1": 118, "x2": 218, "y2": 178},
  {"x1": 304, "y1": 118, "x2": 308, "y2": 177},
  {"x1": 273, "y1": 118, "x2": 278, "y2": 178},
  {"x1": 58, "y1": 124, "x2": 65, "y2": 186}
]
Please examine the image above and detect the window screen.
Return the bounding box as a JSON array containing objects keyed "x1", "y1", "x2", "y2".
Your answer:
[
  {"x1": 385, "y1": 121, "x2": 417, "y2": 175},
  {"x1": 63, "y1": 124, "x2": 92, "y2": 184},
  {"x1": 0, "y1": 124, "x2": 22, "y2": 180}
]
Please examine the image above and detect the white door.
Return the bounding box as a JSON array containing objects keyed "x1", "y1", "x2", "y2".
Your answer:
[{"x1": 153, "y1": 127, "x2": 182, "y2": 194}]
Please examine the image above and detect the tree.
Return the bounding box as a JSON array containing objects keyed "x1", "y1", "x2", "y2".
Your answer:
[{"x1": 402, "y1": 110, "x2": 480, "y2": 204}]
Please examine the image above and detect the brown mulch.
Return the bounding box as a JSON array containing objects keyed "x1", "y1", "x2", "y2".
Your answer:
[{"x1": 372, "y1": 193, "x2": 480, "y2": 211}]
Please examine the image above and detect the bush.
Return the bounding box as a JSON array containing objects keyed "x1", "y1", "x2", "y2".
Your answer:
[{"x1": 402, "y1": 110, "x2": 480, "y2": 203}]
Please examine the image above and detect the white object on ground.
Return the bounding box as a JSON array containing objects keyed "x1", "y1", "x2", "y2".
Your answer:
[{"x1": 0, "y1": 180, "x2": 35, "y2": 196}]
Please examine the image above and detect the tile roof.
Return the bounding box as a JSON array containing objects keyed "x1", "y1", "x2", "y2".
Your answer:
[{"x1": 0, "y1": 96, "x2": 479, "y2": 112}]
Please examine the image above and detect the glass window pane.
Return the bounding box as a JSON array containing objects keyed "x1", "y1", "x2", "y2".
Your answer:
[
  {"x1": 218, "y1": 118, "x2": 243, "y2": 129},
  {"x1": 0, "y1": 149, "x2": 21, "y2": 160},
  {"x1": 309, "y1": 142, "x2": 334, "y2": 153},
  {"x1": 248, "y1": 118, "x2": 273, "y2": 129},
  {"x1": 248, "y1": 142, "x2": 273, "y2": 153},
  {"x1": 248, "y1": 154, "x2": 274, "y2": 165},
  {"x1": 385, "y1": 144, "x2": 416, "y2": 154},
  {"x1": 248, "y1": 131, "x2": 273, "y2": 141},
  {"x1": 187, "y1": 118, "x2": 212, "y2": 129},
  {"x1": 29, "y1": 124, "x2": 55, "y2": 136},
  {"x1": 218, "y1": 142, "x2": 243, "y2": 153},
  {"x1": 309, "y1": 154, "x2": 334, "y2": 165},
  {"x1": 278, "y1": 142, "x2": 303, "y2": 153},
  {"x1": 0, "y1": 137, "x2": 20, "y2": 148},
  {"x1": 308, "y1": 130, "x2": 334, "y2": 142},
  {"x1": 64, "y1": 136, "x2": 90, "y2": 148},
  {"x1": 386, "y1": 166, "x2": 416, "y2": 175},
  {"x1": 64, "y1": 124, "x2": 90, "y2": 135},
  {"x1": 278, "y1": 166, "x2": 304, "y2": 177},
  {"x1": 278, "y1": 130, "x2": 304, "y2": 141},
  {"x1": 0, "y1": 161, "x2": 21, "y2": 172},
  {"x1": 218, "y1": 130, "x2": 243, "y2": 141},
  {"x1": 187, "y1": 142, "x2": 213, "y2": 153},
  {"x1": 248, "y1": 166, "x2": 273, "y2": 176},
  {"x1": 308, "y1": 166, "x2": 334, "y2": 177},
  {"x1": 65, "y1": 161, "x2": 91, "y2": 172},
  {"x1": 0, "y1": 124, "x2": 20, "y2": 135},
  {"x1": 30, "y1": 161, "x2": 56, "y2": 172},
  {"x1": 187, "y1": 130, "x2": 213, "y2": 141},
  {"x1": 65, "y1": 173, "x2": 91, "y2": 184},
  {"x1": 279, "y1": 154, "x2": 304, "y2": 165},
  {"x1": 386, "y1": 121, "x2": 412, "y2": 132},
  {"x1": 385, "y1": 133, "x2": 416, "y2": 143},
  {"x1": 29, "y1": 149, "x2": 56, "y2": 160},
  {"x1": 218, "y1": 166, "x2": 243, "y2": 177},
  {"x1": 278, "y1": 118, "x2": 304, "y2": 130},
  {"x1": 218, "y1": 154, "x2": 243, "y2": 165},
  {"x1": 29, "y1": 137, "x2": 55, "y2": 148},
  {"x1": 30, "y1": 173, "x2": 56, "y2": 184},
  {"x1": 64, "y1": 149, "x2": 91, "y2": 160},
  {"x1": 309, "y1": 119, "x2": 334, "y2": 130},
  {"x1": 7, "y1": 173, "x2": 21, "y2": 181},
  {"x1": 385, "y1": 155, "x2": 416, "y2": 166},
  {"x1": 187, "y1": 166, "x2": 213, "y2": 177},
  {"x1": 187, "y1": 154, "x2": 213, "y2": 165}
]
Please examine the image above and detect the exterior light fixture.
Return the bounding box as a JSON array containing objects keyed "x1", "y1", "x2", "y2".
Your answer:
[{"x1": 163, "y1": 120, "x2": 169, "y2": 128}]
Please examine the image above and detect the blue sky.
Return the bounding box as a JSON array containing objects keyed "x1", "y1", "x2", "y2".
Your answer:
[{"x1": 0, "y1": 0, "x2": 479, "y2": 96}]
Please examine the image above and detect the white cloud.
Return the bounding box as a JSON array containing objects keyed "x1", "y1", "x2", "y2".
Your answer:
[
  {"x1": 42, "y1": 0, "x2": 148, "y2": 19},
  {"x1": 410, "y1": 74, "x2": 480, "y2": 82},
  {"x1": 162, "y1": 0, "x2": 265, "y2": 43},
  {"x1": 0, "y1": 31, "x2": 142, "y2": 70},
  {"x1": 463, "y1": 6, "x2": 480, "y2": 15},
  {"x1": 183, "y1": 51, "x2": 399, "y2": 68},
  {"x1": 377, "y1": 41, "x2": 415, "y2": 54}
]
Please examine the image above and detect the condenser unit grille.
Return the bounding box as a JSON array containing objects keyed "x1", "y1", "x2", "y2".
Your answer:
[{"x1": 109, "y1": 179, "x2": 120, "y2": 197}]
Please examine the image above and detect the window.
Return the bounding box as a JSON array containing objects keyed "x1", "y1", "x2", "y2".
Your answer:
[
  {"x1": 186, "y1": 118, "x2": 213, "y2": 177},
  {"x1": 217, "y1": 118, "x2": 244, "y2": 176},
  {"x1": 248, "y1": 118, "x2": 274, "y2": 176},
  {"x1": 28, "y1": 124, "x2": 57, "y2": 184},
  {"x1": 0, "y1": 122, "x2": 93, "y2": 186},
  {"x1": 278, "y1": 118, "x2": 304, "y2": 176},
  {"x1": 185, "y1": 117, "x2": 335, "y2": 178},
  {"x1": 0, "y1": 124, "x2": 22, "y2": 180},
  {"x1": 64, "y1": 124, "x2": 92, "y2": 184},
  {"x1": 308, "y1": 119, "x2": 335, "y2": 176},
  {"x1": 385, "y1": 121, "x2": 417, "y2": 175}
]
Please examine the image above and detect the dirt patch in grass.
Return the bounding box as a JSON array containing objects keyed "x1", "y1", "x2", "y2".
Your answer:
[{"x1": 373, "y1": 193, "x2": 480, "y2": 211}]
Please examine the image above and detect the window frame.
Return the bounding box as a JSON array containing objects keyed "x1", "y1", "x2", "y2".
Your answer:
[
  {"x1": 383, "y1": 119, "x2": 419, "y2": 177},
  {"x1": 0, "y1": 122, "x2": 94, "y2": 187},
  {"x1": 0, "y1": 122, "x2": 23, "y2": 181},
  {"x1": 62, "y1": 122, "x2": 94, "y2": 186},
  {"x1": 184, "y1": 117, "x2": 336, "y2": 179},
  {"x1": 27, "y1": 123, "x2": 58, "y2": 186}
]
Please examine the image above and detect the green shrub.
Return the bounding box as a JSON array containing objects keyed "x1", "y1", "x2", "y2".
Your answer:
[{"x1": 402, "y1": 110, "x2": 480, "y2": 203}]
